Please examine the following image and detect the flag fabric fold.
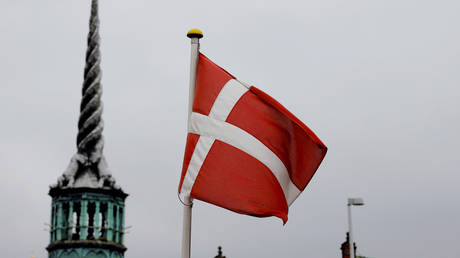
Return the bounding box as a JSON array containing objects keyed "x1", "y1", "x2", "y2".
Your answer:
[{"x1": 179, "y1": 53, "x2": 327, "y2": 223}]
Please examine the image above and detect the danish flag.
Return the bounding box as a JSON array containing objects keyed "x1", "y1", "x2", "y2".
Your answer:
[{"x1": 178, "y1": 53, "x2": 327, "y2": 223}]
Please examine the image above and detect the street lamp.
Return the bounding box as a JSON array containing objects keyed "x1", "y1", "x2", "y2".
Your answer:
[{"x1": 348, "y1": 198, "x2": 364, "y2": 258}]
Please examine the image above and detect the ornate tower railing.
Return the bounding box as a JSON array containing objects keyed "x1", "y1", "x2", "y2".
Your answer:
[
  {"x1": 47, "y1": 189, "x2": 127, "y2": 257},
  {"x1": 49, "y1": 190, "x2": 126, "y2": 244}
]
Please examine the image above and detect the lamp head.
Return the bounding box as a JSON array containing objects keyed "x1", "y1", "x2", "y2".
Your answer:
[{"x1": 348, "y1": 198, "x2": 364, "y2": 206}]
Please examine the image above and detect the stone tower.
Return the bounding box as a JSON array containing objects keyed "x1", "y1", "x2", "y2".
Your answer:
[{"x1": 46, "y1": 1, "x2": 128, "y2": 257}]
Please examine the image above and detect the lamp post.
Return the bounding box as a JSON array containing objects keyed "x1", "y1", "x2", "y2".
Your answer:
[{"x1": 347, "y1": 198, "x2": 364, "y2": 258}]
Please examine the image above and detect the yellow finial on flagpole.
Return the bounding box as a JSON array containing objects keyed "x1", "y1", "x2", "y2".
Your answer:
[{"x1": 187, "y1": 28, "x2": 203, "y2": 39}]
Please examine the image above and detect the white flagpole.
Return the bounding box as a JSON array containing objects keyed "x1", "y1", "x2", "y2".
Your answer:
[{"x1": 182, "y1": 28, "x2": 203, "y2": 258}]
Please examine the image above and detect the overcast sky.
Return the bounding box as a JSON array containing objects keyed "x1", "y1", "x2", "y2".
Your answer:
[{"x1": 1, "y1": 0, "x2": 459, "y2": 257}]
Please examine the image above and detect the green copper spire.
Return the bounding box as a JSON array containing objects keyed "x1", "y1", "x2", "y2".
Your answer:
[{"x1": 47, "y1": 1, "x2": 127, "y2": 257}]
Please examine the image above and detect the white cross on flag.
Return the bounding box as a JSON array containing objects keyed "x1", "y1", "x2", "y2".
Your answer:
[{"x1": 179, "y1": 53, "x2": 327, "y2": 223}]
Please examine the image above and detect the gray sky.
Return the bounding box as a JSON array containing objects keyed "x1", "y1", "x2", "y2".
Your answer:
[{"x1": 1, "y1": 0, "x2": 459, "y2": 257}]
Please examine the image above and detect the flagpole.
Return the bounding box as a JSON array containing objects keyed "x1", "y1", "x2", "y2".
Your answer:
[{"x1": 182, "y1": 28, "x2": 203, "y2": 258}]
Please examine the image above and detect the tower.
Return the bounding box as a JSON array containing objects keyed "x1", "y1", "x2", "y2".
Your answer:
[
  {"x1": 214, "y1": 246, "x2": 226, "y2": 258},
  {"x1": 340, "y1": 232, "x2": 357, "y2": 258},
  {"x1": 47, "y1": 1, "x2": 128, "y2": 257}
]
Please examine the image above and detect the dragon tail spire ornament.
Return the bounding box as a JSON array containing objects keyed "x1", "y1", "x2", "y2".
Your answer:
[
  {"x1": 56, "y1": 0, "x2": 117, "y2": 189},
  {"x1": 78, "y1": 0, "x2": 104, "y2": 159}
]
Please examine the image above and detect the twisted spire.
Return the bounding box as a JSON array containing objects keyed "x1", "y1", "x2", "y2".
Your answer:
[
  {"x1": 78, "y1": 0, "x2": 104, "y2": 158},
  {"x1": 55, "y1": 0, "x2": 117, "y2": 189}
]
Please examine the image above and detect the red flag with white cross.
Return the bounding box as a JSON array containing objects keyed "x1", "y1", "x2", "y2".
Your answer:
[{"x1": 178, "y1": 53, "x2": 327, "y2": 223}]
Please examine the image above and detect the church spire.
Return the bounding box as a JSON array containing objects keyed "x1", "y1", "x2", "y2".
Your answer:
[
  {"x1": 55, "y1": 0, "x2": 117, "y2": 189},
  {"x1": 215, "y1": 246, "x2": 226, "y2": 258}
]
